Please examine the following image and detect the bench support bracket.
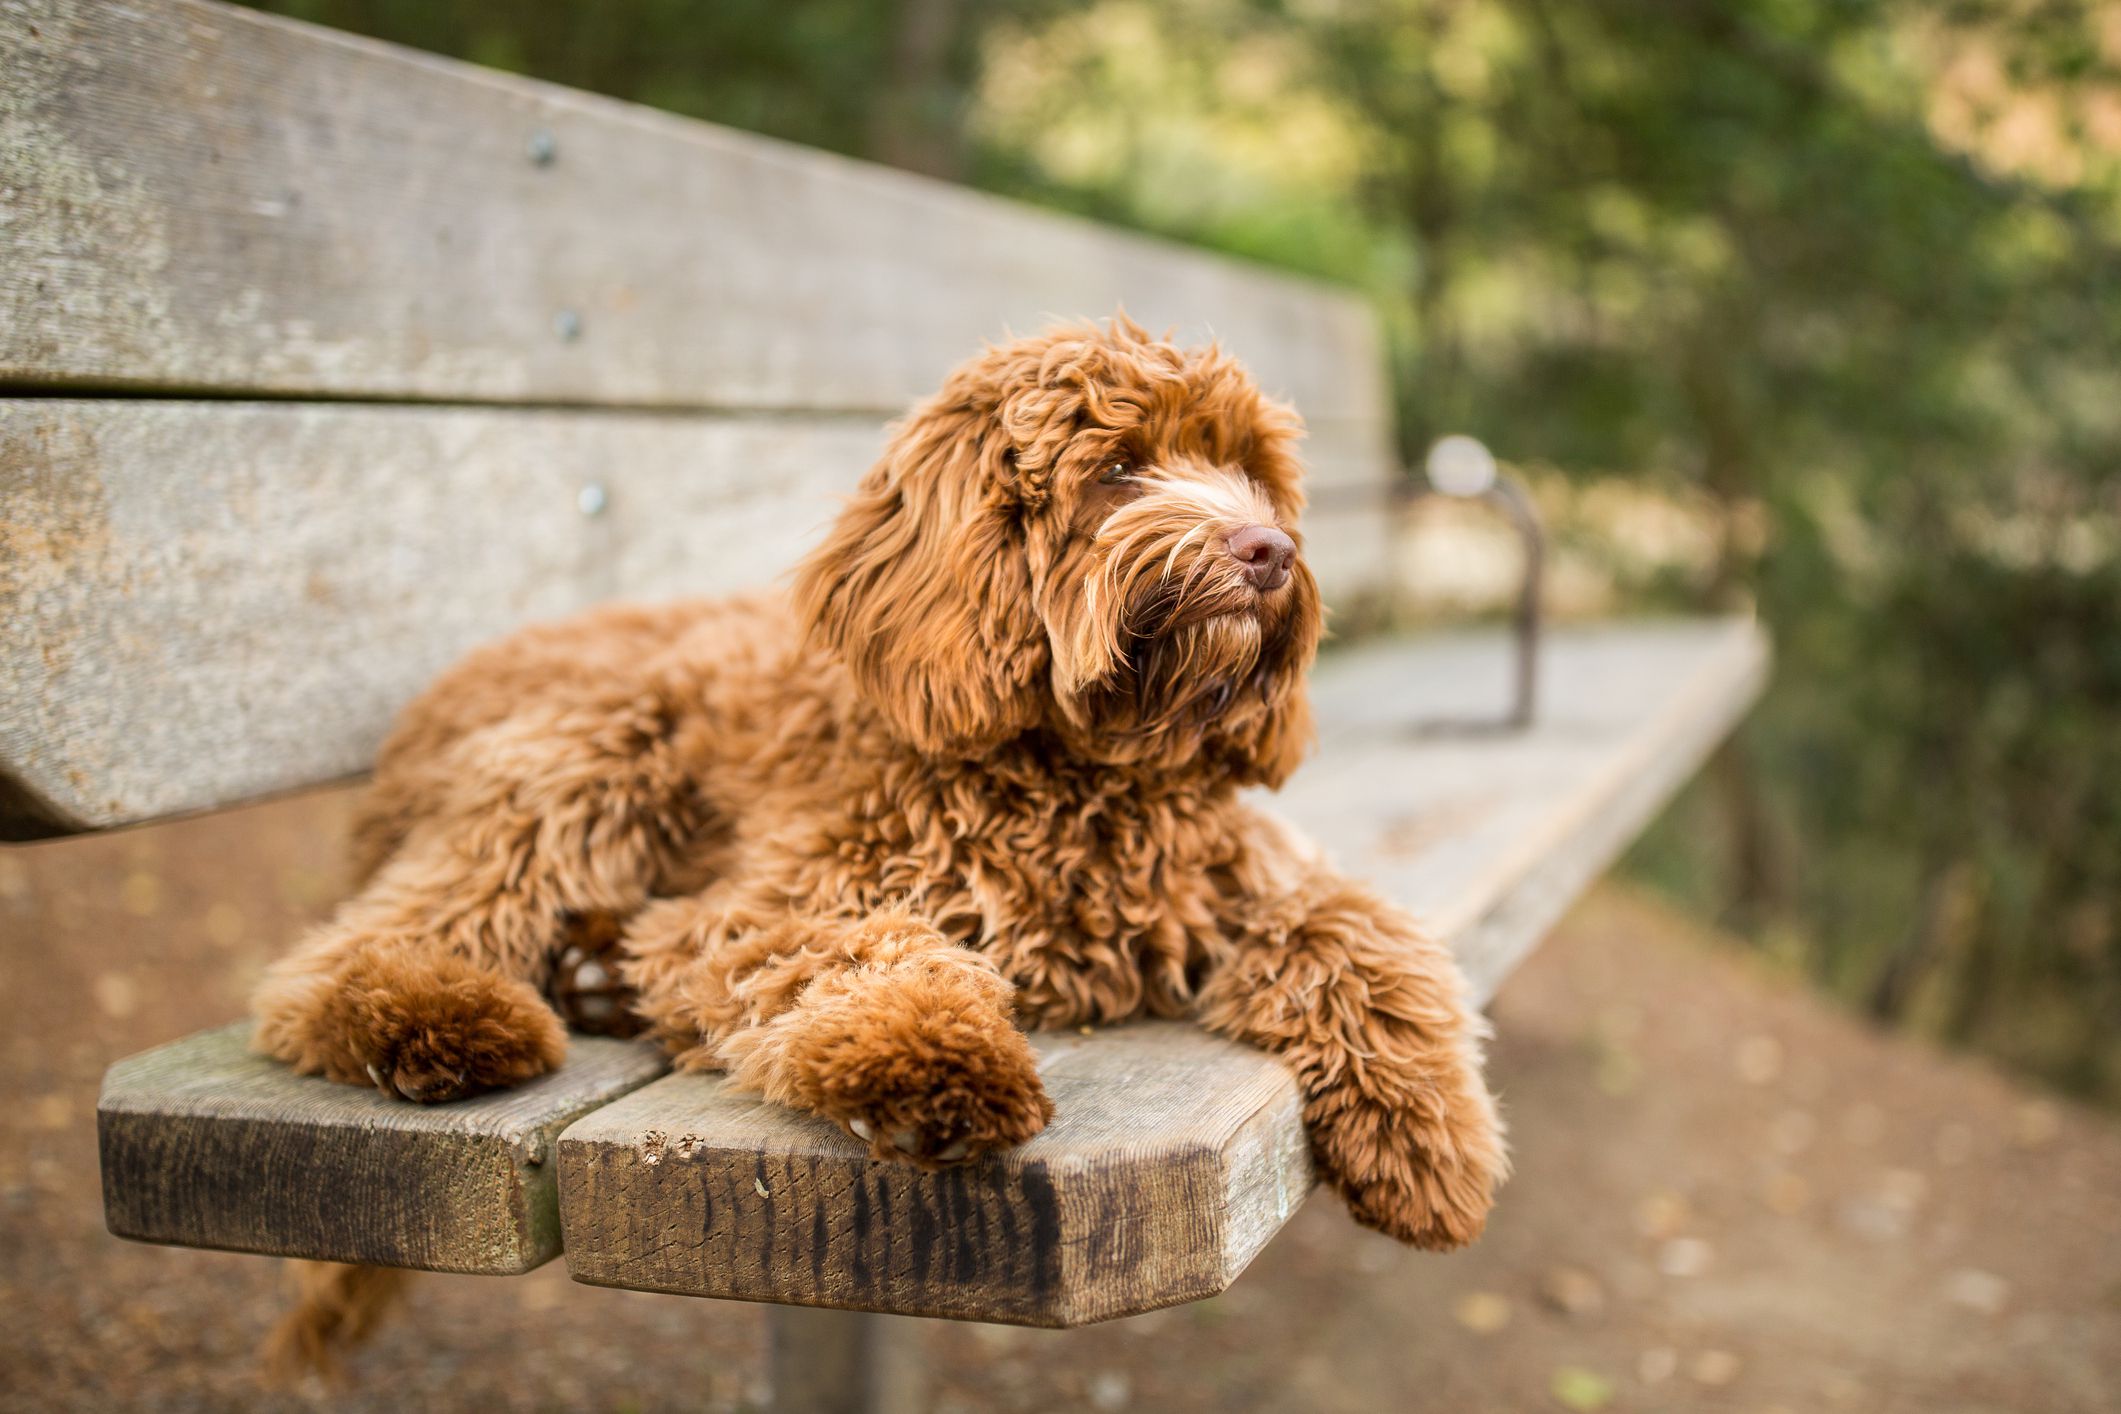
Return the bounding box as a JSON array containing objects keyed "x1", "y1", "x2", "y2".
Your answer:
[{"x1": 769, "y1": 1307, "x2": 926, "y2": 1414}]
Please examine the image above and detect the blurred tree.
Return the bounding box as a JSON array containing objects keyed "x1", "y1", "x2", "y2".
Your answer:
[
  {"x1": 241, "y1": 0, "x2": 2121, "y2": 1101},
  {"x1": 249, "y1": 0, "x2": 1062, "y2": 180},
  {"x1": 973, "y1": 0, "x2": 2121, "y2": 1101}
]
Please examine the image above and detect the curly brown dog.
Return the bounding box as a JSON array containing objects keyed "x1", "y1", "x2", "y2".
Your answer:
[{"x1": 253, "y1": 317, "x2": 1505, "y2": 1315}]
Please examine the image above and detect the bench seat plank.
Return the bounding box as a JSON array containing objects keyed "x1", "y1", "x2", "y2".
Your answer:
[
  {"x1": 1, "y1": 0, "x2": 1384, "y2": 427},
  {"x1": 98, "y1": 1025, "x2": 667, "y2": 1273},
  {"x1": 553, "y1": 618, "x2": 1767, "y2": 1325},
  {"x1": 1276, "y1": 617, "x2": 1771, "y2": 997},
  {"x1": 560, "y1": 1024, "x2": 1310, "y2": 1326},
  {"x1": 0, "y1": 399, "x2": 1388, "y2": 838}
]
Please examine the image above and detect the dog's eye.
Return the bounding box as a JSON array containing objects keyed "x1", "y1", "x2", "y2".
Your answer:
[{"x1": 1099, "y1": 461, "x2": 1134, "y2": 485}]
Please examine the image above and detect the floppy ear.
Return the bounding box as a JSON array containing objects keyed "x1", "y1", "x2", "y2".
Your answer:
[{"x1": 795, "y1": 402, "x2": 1049, "y2": 754}]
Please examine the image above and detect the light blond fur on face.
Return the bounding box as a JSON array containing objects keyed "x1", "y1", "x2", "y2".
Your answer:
[
  {"x1": 1056, "y1": 464, "x2": 1290, "y2": 700},
  {"x1": 798, "y1": 314, "x2": 1323, "y2": 782}
]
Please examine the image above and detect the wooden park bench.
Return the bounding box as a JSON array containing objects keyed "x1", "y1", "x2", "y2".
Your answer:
[{"x1": 1, "y1": 2, "x2": 1767, "y2": 1408}]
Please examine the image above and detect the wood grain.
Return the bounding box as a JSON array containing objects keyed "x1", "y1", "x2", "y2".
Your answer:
[
  {"x1": 1275, "y1": 616, "x2": 1772, "y2": 997},
  {"x1": 553, "y1": 620, "x2": 1768, "y2": 1324},
  {"x1": 558, "y1": 1023, "x2": 1312, "y2": 1326},
  {"x1": 97, "y1": 1024, "x2": 666, "y2": 1272},
  {"x1": 0, "y1": 400, "x2": 1388, "y2": 837},
  {"x1": 88, "y1": 622, "x2": 1762, "y2": 1312},
  {"x1": 0, "y1": 0, "x2": 1386, "y2": 426}
]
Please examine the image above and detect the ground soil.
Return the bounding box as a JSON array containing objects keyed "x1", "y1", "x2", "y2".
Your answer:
[{"x1": 2, "y1": 789, "x2": 2116, "y2": 1412}]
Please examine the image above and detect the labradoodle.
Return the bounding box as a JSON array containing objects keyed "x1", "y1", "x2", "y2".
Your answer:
[{"x1": 253, "y1": 316, "x2": 1506, "y2": 1272}]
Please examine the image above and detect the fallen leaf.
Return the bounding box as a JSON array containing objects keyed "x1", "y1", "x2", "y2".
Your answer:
[
  {"x1": 1835, "y1": 1197, "x2": 1907, "y2": 1242},
  {"x1": 1945, "y1": 1268, "x2": 2010, "y2": 1315},
  {"x1": 1762, "y1": 1170, "x2": 1810, "y2": 1215},
  {"x1": 1735, "y1": 1034, "x2": 1784, "y2": 1084},
  {"x1": 2013, "y1": 1101, "x2": 2061, "y2": 1149},
  {"x1": 1087, "y1": 1370, "x2": 1130, "y2": 1411},
  {"x1": 119, "y1": 872, "x2": 162, "y2": 917},
  {"x1": 1657, "y1": 1237, "x2": 1712, "y2": 1277},
  {"x1": 1453, "y1": 1290, "x2": 1512, "y2": 1334},
  {"x1": 1842, "y1": 1102, "x2": 1885, "y2": 1145},
  {"x1": 1770, "y1": 1108, "x2": 1818, "y2": 1155},
  {"x1": 1550, "y1": 1367, "x2": 1615, "y2": 1411},
  {"x1": 1877, "y1": 1168, "x2": 1929, "y2": 1211},
  {"x1": 1595, "y1": 1048, "x2": 1640, "y2": 1097},
  {"x1": 93, "y1": 972, "x2": 140, "y2": 1020},
  {"x1": 203, "y1": 902, "x2": 247, "y2": 947},
  {"x1": 1933, "y1": 1122, "x2": 1975, "y2": 1166},
  {"x1": 1539, "y1": 1266, "x2": 1606, "y2": 1318},
  {"x1": 1689, "y1": 1349, "x2": 1741, "y2": 1386},
  {"x1": 1634, "y1": 1191, "x2": 1691, "y2": 1239},
  {"x1": 1821, "y1": 1371, "x2": 1871, "y2": 1408},
  {"x1": 1355, "y1": 1237, "x2": 1400, "y2": 1275},
  {"x1": 515, "y1": 1279, "x2": 564, "y2": 1312}
]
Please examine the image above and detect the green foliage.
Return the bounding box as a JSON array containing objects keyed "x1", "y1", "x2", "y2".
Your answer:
[
  {"x1": 248, "y1": 0, "x2": 1061, "y2": 178},
  {"x1": 241, "y1": 0, "x2": 2121, "y2": 1101}
]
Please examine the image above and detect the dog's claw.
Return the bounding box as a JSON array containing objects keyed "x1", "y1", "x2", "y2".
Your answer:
[
  {"x1": 892, "y1": 1128, "x2": 919, "y2": 1154},
  {"x1": 938, "y1": 1140, "x2": 970, "y2": 1163},
  {"x1": 365, "y1": 1062, "x2": 389, "y2": 1095},
  {"x1": 849, "y1": 1118, "x2": 874, "y2": 1142}
]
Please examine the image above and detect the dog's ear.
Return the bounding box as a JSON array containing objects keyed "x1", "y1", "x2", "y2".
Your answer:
[{"x1": 795, "y1": 400, "x2": 1049, "y2": 754}]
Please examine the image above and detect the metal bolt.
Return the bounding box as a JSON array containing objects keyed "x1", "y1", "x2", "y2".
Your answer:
[
  {"x1": 553, "y1": 308, "x2": 582, "y2": 342},
  {"x1": 577, "y1": 482, "x2": 608, "y2": 517},
  {"x1": 527, "y1": 129, "x2": 557, "y2": 166},
  {"x1": 1425, "y1": 434, "x2": 1498, "y2": 497}
]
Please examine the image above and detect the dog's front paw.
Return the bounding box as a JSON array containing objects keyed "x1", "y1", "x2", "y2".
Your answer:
[
  {"x1": 1311, "y1": 1059, "x2": 1507, "y2": 1250},
  {"x1": 738, "y1": 953, "x2": 1054, "y2": 1167},
  {"x1": 256, "y1": 946, "x2": 567, "y2": 1103}
]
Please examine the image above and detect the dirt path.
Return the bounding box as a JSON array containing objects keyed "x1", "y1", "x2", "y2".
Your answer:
[{"x1": 3, "y1": 791, "x2": 2116, "y2": 1411}]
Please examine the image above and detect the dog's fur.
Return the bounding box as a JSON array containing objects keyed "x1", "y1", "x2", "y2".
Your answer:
[{"x1": 254, "y1": 318, "x2": 1505, "y2": 1361}]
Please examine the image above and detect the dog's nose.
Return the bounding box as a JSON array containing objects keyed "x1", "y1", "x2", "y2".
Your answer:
[{"x1": 1226, "y1": 524, "x2": 1296, "y2": 591}]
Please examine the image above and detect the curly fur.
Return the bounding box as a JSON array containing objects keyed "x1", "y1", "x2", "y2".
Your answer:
[{"x1": 253, "y1": 315, "x2": 1506, "y2": 1367}]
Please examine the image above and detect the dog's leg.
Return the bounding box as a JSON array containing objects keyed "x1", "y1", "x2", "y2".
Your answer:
[
  {"x1": 254, "y1": 693, "x2": 705, "y2": 1102},
  {"x1": 624, "y1": 896, "x2": 1053, "y2": 1164},
  {"x1": 1196, "y1": 835, "x2": 1507, "y2": 1249}
]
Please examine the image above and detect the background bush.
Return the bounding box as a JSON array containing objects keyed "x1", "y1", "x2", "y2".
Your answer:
[{"x1": 250, "y1": 0, "x2": 2121, "y2": 1103}]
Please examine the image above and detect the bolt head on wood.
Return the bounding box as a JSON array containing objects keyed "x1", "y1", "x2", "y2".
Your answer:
[{"x1": 526, "y1": 128, "x2": 558, "y2": 166}]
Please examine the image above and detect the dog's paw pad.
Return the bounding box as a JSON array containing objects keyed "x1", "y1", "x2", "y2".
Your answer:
[
  {"x1": 839, "y1": 1114, "x2": 1000, "y2": 1167},
  {"x1": 346, "y1": 960, "x2": 567, "y2": 1104},
  {"x1": 819, "y1": 1023, "x2": 1054, "y2": 1169}
]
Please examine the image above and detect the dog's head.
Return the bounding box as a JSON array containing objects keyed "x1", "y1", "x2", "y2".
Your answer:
[{"x1": 796, "y1": 315, "x2": 1323, "y2": 785}]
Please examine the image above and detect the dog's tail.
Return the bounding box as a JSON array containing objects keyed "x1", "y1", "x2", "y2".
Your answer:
[{"x1": 260, "y1": 1261, "x2": 412, "y2": 1384}]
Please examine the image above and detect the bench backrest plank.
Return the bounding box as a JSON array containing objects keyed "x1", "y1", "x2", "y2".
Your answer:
[
  {"x1": 0, "y1": 0, "x2": 1397, "y2": 839},
  {"x1": 1, "y1": 0, "x2": 1382, "y2": 427}
]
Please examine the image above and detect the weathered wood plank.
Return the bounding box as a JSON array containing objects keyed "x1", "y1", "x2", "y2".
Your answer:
[
  {"x1": 0, "y1": 399, "x2": 1388, "y2": 837},
  {"x1": 1275, "y1": 617, "x2": 1773, "y2": 998},
  {"x1": 97, "y1": 1024, "x2": 667, "y2": 1272},
  {"x1": 561, "y1": 1025, "x2": 1311, "y2": 1326},
  {"x1": 0, "y1": 0, "x2": 1387, "y2": 426},
  {"x1": 553, "y1": 619, "x2": 1768, "y2": 1325}
]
